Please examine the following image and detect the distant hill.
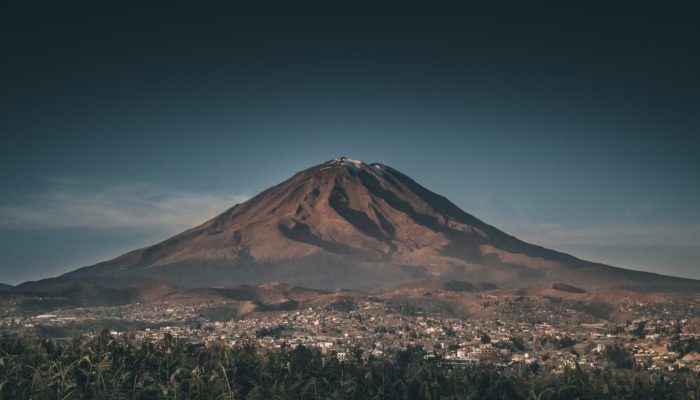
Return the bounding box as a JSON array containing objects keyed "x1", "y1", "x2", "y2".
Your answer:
[
  {"x1": 6, "y1": 278, "x2": 698, "y2": 325},
  {"x1": 0, "y1": 283, "x2": 13, "y2": 291},
  {"x1": 20, "y1": 157, "x2": 700, "y2": 293},
  {"x1": 9, "y1": 280, "x2": 327, "y2": 316},
  {"x1": 552, "y1": 283, "x2": 586, "y2": 294},
  {"x1": 382, "y1": 278, "x2": 498, "y2": 293}
]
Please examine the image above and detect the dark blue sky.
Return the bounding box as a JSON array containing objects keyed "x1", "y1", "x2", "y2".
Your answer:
[{"x1": 1, "y1": 1, "x2": 699, "y2": 284}]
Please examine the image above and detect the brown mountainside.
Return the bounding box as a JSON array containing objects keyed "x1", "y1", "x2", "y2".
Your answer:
[{"x1": 25, "y1": 157, "x2": 699, "y2": 292}]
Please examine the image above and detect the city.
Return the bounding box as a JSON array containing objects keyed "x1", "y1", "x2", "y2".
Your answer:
[{"x1": 3, "y1": 286, "x2": 698, "y2": 374}]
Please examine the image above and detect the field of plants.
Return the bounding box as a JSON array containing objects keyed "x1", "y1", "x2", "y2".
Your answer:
[{"x1": 0, "y1": 331, "x2": 699, "y2": 399}]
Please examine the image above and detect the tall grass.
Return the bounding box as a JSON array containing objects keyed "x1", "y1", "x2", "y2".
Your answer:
[{"x1": 0, "y1": 331, "x2": 698, "y2": 399}]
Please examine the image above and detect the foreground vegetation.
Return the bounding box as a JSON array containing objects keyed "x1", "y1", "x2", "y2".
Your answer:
[{"x1": 1, "y1": 331, "x2": 699, "y2": 399}]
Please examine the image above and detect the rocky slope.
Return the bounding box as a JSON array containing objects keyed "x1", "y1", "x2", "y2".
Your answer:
[{"x1": 21, "y1": 157, "x2": 700, "y2": 292}]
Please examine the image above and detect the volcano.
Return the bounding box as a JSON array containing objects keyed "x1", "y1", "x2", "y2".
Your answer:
[{"x1": 41, "y1": 157, "x2": 698, "y2": 292}]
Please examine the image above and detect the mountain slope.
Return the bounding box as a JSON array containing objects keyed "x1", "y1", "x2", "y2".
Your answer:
[{"x1": 40, "y1": 157, "x2": 699, "y2": 292}]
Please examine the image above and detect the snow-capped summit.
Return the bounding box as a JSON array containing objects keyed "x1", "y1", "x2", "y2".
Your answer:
[
  {"x1": 321, "y1": 157, "x2": 366, "y2": 170},
  {"x1": 336, "y1": 156, "x2": 363, "y2": 166},
  {"x1": 318, "y1": 157, "x2": 388, "y2": 176}
]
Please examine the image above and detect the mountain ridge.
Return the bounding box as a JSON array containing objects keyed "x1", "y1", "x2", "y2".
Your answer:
[{"x1": 17, "y1": 157, "x2": 700, "y2": 293}]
